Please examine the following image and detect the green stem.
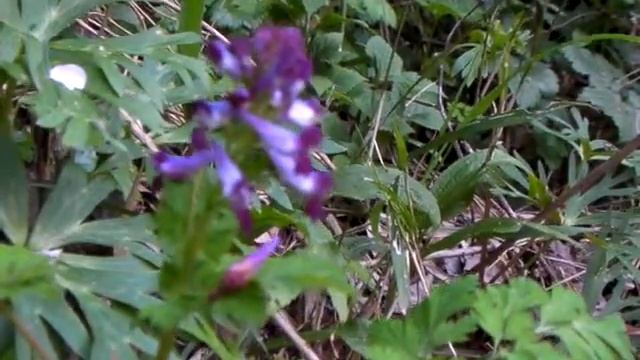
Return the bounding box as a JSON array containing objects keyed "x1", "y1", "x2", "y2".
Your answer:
[
  {"x1": 155, "y1": 330, "x2": 176, "y2": 360},
  {"x1": 178, "y1": 0, "x2": 206, "y2": 58}
]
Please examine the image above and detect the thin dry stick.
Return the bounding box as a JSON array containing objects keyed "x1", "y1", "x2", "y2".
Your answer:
[
  {"x1": 272, "y1": 311, "x2": 321, "y2": 360},
  {"x1": 474, "y1": 134, "x2": 640, "y2": 273}
]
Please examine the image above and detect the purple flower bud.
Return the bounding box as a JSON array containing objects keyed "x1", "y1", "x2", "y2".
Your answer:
[
  {"x1": 153, "y1": 149, "x2": 214, "y2": 181},
  {"x1": 249, "y1": 26, "x2": 312, "y2": 102},
  {"x1": 205, "y1": 41, "x2": 243, "y2": 78},
  {"x1": 221, "y1": 235, "x2": 280, "y2": 291},
  {"x1": 193, "y1": 100, "x2": 233, "y2": 129},
  {"x1": 210, "y1": 142, "x2": 254, "y2": 234}
]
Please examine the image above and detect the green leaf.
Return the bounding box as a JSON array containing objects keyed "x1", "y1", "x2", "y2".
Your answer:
[
  {"x1": 258, "y1": 250, "x2": 351, "y2": 307},
  {"x1": 0, "y1": 136, "x2": 29, "y2": 245},
  {"x1": 431, "y1": 151, "x2": 486, "y2": 221},
  {"x1": 509, "y1": 62, "x2": 559, "y2": 109},
  {"x1": 17, "y1": 291, "x2": 90, "y2": 357},
  {"x1": 302, "y1": 0, "x2": 328, "y2": 15},
  {"x1": 365, "y1": 36, "x2": 403, "y2": 80},
  {"x1": 343, "y1": 276, "x2": 478, "y2": 359},
  {"x1": 540, "y1": 287, "x2": 633, "y2": 360},
  {"x1": 74, "y1": 291, "x2": 165, "y2": 360},
  {"x1": 473, "y1": 278, "x2": 547, "y2": 344},
  {"x1": 29, "y1": 164, "x2": 115, "y2": 250},
  {"x1": 579, "y1": 86, "x2": 638, "y2": 141},
  {"x1": 0, "y1": 245, "x2": 52, "y2": 298},
  {"x1": 418, "y1": 0, "x2": 484, "y2": 21},
  {"x1": 348, "y1": 0, "x2": 397, "y2": 27}
]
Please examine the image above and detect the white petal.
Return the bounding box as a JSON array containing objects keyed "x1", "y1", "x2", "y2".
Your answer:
[
  {"x1": 287, "y1": 99, "x2": 317, "y2": 126},
  {"x1": 49, "y1": 64, "x2": 87, "y2": 90}
]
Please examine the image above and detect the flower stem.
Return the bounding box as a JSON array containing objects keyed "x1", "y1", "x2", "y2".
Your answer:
[{"x1": 178, "y1": 0, "x2": 206, "y2": 58}]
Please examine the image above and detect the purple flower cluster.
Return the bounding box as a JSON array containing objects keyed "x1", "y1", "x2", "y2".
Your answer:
[{"x1": 154, "y1": 26, "x2": 332, "y2": 234}]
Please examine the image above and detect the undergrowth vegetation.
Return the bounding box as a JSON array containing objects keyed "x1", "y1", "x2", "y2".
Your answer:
[{"x1": 1, "y1": 0, "x2": 640, "y2": 359}]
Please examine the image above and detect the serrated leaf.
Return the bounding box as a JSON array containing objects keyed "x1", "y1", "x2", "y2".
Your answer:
[
  {"x1": 343, "y1": 277, "x2": 478, "y2": 359},
  {"x1": 473, "y1": 278, "x2": 547, "y2": 344},
  {"x1": 563, "y1": 46, "x2": 623, "y2": 87},
  {"x1": 74, "y1": 291, "x2": 167, "y2": 360},
  {"x1": 539, "y1": 287, "x2": 633, "y2": 360},
  {"x1": 579, "y1": 86, "x2": 638, "y2": 141},
  {"x1": 29, "y1": 164, "x2": 115, "y2": 250},
  {"x1": 0, "y1": 137, "x2": 29, "y2": 245},
  {"x1": 509, "y1": 62, "x2": 559, "y2": 109}
]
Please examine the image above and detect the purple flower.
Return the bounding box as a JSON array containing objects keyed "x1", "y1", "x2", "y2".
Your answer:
[
  {"x1": 267, "y1": 149, "x2": 332, "y2": 219},
  {"x1": 204, "y1": 26, "x2": 312, "y2": 104},
  {"x1": 193, "y1": 100, "x2": 233, "y2": 129},
  {"x1": 153, "y1": 147, "x2": 214, "y2": 181},
  {"x1": 210, "y1": 142, "x2": 254, "y2": 234},
  {"x1": 205, "y1": 41, "x2": 244, "y2": 78},
  {"x1": 220, "y1": 235, "x2": 280, "y2": 291},
  {"x1": 241, "y1": 111, "x2": 321, "y2": 157}
]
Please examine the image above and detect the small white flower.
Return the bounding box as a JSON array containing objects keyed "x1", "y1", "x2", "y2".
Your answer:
[
  {"x1": 48, "y1": 64, "x2": 87, "y2": 90},
  {"x1": 287, "y1": 99, "x2": 319, "y2": 126},
  {"x1": 40, "y1": 248, "x2": 63, "y2": 260}
]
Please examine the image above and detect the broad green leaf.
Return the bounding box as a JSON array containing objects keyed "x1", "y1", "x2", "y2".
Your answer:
[
  {"x1": 302, "y1": 0, "x2": 328, "y2": 15},
  {"x1": 56, "y1": 256, "x2": 159, "y2": 308},
  {"x1": 562, "y1": 46, "x2": 623, "y2": 87},
  {"x1": 74, "y1": 291, "x2": 167, "y2": 360},
  {"x1": 473, "y1": 278, "x2": 546, "y2": 344},
  {"x1": 47, "y1": 215, "x2": 154, "y2": 248},
  {"x1": 348, "y1": 0, "x2": 397, "y2": 27},
  {"x1": 13, "y1": 290, "x2": 90, "y2": 358},
  {"x1": 540, "y1": 287, "x2": 633, "y2": 360},
  {"x1": 258, "y1": 250, "x2": 351, "y2": 307},
  {"x1": 0, "y1": 26, "x2": 22, "y2": 63},
  {"x1": 431, "y1": 151, "x2": 486, "y2": 221},
  {"x1": 343, "y1": 277, "x2": 478, "y2": 359},
  {"x1": 0, "y1": 245, "x2": 52, "y2": 298},
  {"x1": 418, "y1": 0, "x2": 484, "y2": 21},
  {"x1": 29, "y1": 164, "x2": 115, "y2": 250},
  {"x1": 365, "y1": 36, "x2": 403, "y2": 80},
  {"x1": 509, "y1": 62, "x2": 559, "y2": 109},
  {"x1": 579, "y1": 86, "x2": 638, "y2": 141},
  {"x1": 0, "y1": 137, "x2": 29, "y2": 245}
]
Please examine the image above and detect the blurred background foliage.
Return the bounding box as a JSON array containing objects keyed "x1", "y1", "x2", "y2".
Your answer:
[{"x1": 1, "y1": 0, "x2": 640, "y2": 358}]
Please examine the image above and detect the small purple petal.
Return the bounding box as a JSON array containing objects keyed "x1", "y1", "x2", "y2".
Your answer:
[
  {"x1": 242, "y1": 112, "x2": 322, "y2": 158},
  {"x1": 205, "y1": 41, "x2": 243, "y2": 78},
  {"x1": 242, "y1": 112, "x2": 298, "y2": 153},
  {"x1": 193, "y1": 100, "x2": 233, "y2": 129},
  {"x1": 267, "y1": 149, "x2": 332, "y2": 216},
  {"x1": 211, "y1": 142, "x2": 254, "y2": 234},
  {"x1": 153, "y1": 150, "x2": 214, "y2": 181},
  {"x1": 191, "y1": 127, "x2": 210, "y2": 151},
  {"x1": 221, "y1": 235, "x2": 280, "y2": 290}
]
